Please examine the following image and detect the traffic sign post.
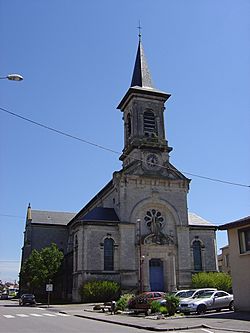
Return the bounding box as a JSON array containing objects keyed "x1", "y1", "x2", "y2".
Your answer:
[{"x1": 46, "y1": 284, "x2": 53, "y2": 307}]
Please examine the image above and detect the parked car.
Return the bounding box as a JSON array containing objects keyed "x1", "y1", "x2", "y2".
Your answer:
[
  {"x1": 19, "y1": 294, "x2": 36, "y2": 306},
  {"x1": 175, "y1": 288, "x2": 217, "y2": 300},
  {"x1": 179, "y1": 290, "x2": 234, "y2": 315},
  {"x1": 0, "y1": 293, "x2": 8, "y2": 300},
  {"x1": 128, "y1": 291, "x2": 165, "y2": 314}
]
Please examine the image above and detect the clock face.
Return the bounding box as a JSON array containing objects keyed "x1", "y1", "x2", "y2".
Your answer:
[{"x1": 146, "y1": 153, "x2": 159, "y2": 168}]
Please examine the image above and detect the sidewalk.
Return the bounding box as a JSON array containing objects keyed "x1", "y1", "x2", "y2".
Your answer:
[{"x1": 45, "y1": 303, "x2": 250, "y2": 332}]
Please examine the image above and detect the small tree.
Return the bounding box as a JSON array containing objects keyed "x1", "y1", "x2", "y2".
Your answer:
[
  {"x1": 40, "y1": 243, "x2": 64, "y2": 282},
  {"x1": 20, "y1": 243, "x2": 64, "y2": 291},
  {"x1": 192, "y1": 272, "x2": 232, "y2": 293}
]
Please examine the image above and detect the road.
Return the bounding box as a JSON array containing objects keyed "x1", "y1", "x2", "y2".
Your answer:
[
  {"x1": 0, "y1": 300, "x2": 248, "y2": 333},
  {"x1": 0, "y1": 300, "x2": 232, "y2": 333},
  {"x1": 1, "y1": 300, "x2": 143, "y2": 333}
]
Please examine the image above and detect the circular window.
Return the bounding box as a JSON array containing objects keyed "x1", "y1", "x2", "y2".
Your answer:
[{"x1": 144, "y1": 209, "x2": 164, "y2": 234}]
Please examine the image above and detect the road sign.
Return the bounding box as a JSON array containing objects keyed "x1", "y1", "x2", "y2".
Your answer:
[{"x1": 46, "y1": 284, "x2": 53, "y2": 292}]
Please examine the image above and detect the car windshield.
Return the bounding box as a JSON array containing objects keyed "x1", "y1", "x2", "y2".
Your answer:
[{"x1": 197, "y1": 291, "x2": 214, "y2": 298}]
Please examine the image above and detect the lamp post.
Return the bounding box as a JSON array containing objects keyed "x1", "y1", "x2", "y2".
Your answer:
[
  {"x1": 137, "y1": 218, "x2": 143, "y2": 293},
  {"x1": 0, "y1": 74, "x2": 23, "y2": 81}
]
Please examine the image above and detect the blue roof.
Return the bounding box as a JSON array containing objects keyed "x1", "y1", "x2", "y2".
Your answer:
[{"x1": 81, "y1": 207, "x2": 120, "y2": 222}]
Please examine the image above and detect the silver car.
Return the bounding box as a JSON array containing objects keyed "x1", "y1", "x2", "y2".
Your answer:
[
  {"x1": 179, "y1": 290, "x2": 234, "y2": 315},
  {"x1": 175, "y1": 288, "x2": 217, "y2": 300}
]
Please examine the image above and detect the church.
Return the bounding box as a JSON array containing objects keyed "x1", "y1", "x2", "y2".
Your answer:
[{"x1": 21, "y1": 37, "x2": 218, "y2": 302}]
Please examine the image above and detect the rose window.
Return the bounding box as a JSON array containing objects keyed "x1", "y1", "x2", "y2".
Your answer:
[{"x1": 144, "y1": 209, "x2": 164, "y2": 234}]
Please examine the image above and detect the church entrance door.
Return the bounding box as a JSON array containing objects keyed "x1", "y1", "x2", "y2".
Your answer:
[{"x1": 149, "y1": 259, "x2": 164, "y2": 291}]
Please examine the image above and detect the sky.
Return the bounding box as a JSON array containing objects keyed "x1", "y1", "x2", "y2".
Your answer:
[{"x1": 0, "y1": 0, "x2": 249, "y2": 283}]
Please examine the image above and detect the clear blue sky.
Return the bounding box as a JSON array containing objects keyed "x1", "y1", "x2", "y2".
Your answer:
[{"x1": 0, "y1": 0, "x2": 249, "y2": 282}]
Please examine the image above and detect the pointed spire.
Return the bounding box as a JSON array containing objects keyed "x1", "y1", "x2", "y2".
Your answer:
[
  {"x1": 27, "y1": 202, "x2": 32, "y2": 221},
  {"x1": 130, "y1": 37, "x2": 154, "y2": 89}
]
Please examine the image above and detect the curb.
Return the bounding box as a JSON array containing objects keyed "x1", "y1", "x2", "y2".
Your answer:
[
  {"x1": 58, "y1": 309, "x2": 250, "y2": 333},
  {"x1": 63, "y1": 312, "x2": 204, "y2": 331}
]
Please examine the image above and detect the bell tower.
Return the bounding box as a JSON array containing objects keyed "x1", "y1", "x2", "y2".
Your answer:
[{"x1": 117, "y1": 37, "x2": 174, "y2": 174}]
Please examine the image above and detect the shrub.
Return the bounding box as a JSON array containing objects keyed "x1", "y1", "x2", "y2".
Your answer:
[
  {"x1": 192, "y1": 272, "x2": 232, "y2": 293},
  {"x1": 79, "y1": 280, "x2": 120, "y2": 303},
  {"x1": 116, "y1": 293, "x2": 134, "y2": 311},
  {"x1": 150, "y1": 300, "x2": 162, "y2": 313},
  {"x1": 159, "y1": 305, "x2": 168, "y2": 314},
  {"x1": 164, "y1": 294, "x2": 179, "y2": 316}
]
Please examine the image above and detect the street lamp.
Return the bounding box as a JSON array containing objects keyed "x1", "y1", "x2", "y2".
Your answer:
[
  {"x1": 137, "y1": 218, "x2": 143, "y2": 293},
  {"x1": 0, "y1": 74, "x2": 23, "y2": 81}
]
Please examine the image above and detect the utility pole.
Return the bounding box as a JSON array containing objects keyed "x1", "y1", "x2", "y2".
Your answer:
[{"x1": 137, "y1": 219, "x2": 143, "y2": 293}]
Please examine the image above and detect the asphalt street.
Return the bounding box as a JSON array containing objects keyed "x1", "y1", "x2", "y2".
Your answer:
[
  {"x1": 1, "y1": 300, "x2": 249, "y2": 333},
  {"x1": 0, "y1": 301, "x2": 145, "y2": 333}
]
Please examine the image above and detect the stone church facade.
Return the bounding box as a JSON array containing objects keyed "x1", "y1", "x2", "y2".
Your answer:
[{"x1": 21, "y1": 38, "x2": 218, "y2": 302}]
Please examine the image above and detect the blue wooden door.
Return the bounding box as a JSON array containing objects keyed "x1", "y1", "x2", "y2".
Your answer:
[{"x1": 149, "y1": 259, "x2": 164, "y2": 291}]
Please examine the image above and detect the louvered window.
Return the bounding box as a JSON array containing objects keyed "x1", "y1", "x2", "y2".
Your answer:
[
  {"x1": 144, "y1": 110, "x2": 157, "y2": 137},
  {"x1": 127, "y1": 113, "x2": 131, "y2": 138}
]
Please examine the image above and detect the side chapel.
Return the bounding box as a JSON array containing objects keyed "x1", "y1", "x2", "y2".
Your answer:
[{"x1": 21, "y1": 37, "x2": 218, "y2": 302}]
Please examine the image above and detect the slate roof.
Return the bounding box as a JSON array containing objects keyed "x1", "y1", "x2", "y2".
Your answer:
[
  {"x1": 188, "y1": 212, "x2": 215, "y2": 227},
  {"x1": 80, "y1": 207, "x2": 120, "y2": 222},
  {"x1": 131, "y1": 40, "x2": 154, "y2": 89},
  {"x1": 30, "y1": 210, "x2": 76, "y2": 226},
  {"x1": 29, "y1": 209, "x2": 212, "y2": 227}
]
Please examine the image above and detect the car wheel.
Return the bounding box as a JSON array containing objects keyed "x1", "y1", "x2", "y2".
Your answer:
[
  {"x1": 197, "y1": 304, "x2": 206, "y2": 315},
  {"x1": 229, "y1": 301, "x2": 234, "y2": 311}
]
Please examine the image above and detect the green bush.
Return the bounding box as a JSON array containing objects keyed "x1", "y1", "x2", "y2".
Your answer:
[
  {"x1": 79, "y1": 280, "x2": 120, "y2": 303},
  {"x1": 116, "y1": 293, "x2": 134, "y2": 311},
  {"x1": 164, "y1": 294, "x2": 180, "y2": 316},
  {"x1": 159, "y1": 305, "x2": 168, "y2": 314},
  {"x1": 150, "y1": 300, "x2": 162, "y2": 313},
  {"x1": 192, "y1": 272, "x2": 232, "y2": 293}
]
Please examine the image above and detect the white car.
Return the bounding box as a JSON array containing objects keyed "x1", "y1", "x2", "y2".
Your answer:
[{"x1": 179, "y1": 290, "x2": 234, "y2": 315}]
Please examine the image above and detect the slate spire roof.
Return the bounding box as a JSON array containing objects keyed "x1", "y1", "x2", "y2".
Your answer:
[{"x1": 130, "y1": 39, "x2": 154, "y2": 89}]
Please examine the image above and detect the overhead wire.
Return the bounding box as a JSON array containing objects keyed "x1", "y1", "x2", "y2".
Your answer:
[{"x1": 0, "y1": 106, "x2": 249, "y2": 188}]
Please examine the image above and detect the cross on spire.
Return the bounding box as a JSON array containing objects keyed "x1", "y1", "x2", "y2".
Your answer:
[{"x1": 137, "y1": 21, "x2": 142, "y2": 41}]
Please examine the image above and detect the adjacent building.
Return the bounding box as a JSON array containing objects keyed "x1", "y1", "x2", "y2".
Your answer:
[
  {"x1": 219, "y1": 216, "x2": 250, "y2": 311},
  {"x1": 218, "y1": 245, "x2": 231, "y2": 275},
  {"x1": 20, "y1": 37, "x2": 218, "y2": 302}
]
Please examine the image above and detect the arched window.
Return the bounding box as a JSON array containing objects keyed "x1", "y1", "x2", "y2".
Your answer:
[
  {"x1": 144, "y1": 110, "x2": 157, "y2": 137},
  {"x1": 193, "y1": 240, "x2": 202, "y2": 271},
  {"x1": 126, "y1": 113, "x2": 131, "y2": 138},
  {"x1": 74, "y1": 235, "x2": 78, "y2": 272},
  {"x1": 104, "y1": 238, "x2": 114, "y2": 271}
]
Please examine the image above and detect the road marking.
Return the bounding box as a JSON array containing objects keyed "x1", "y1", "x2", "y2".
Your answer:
[
  {"x1": 56, "y1": 313, "x2": 70, "y2": 316},
  {"x1": 43, "y1": 313, "x2": 57, "y2": 317},
  {"x1": 1, "y1": 312, "x2": 70, "y2": 319},
  {"x1": 29, "y1": 313, "x2": 43, "y2": 317},
  {"x1": 201, "y1": 329, "x2": 214, "y2": 333}
]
